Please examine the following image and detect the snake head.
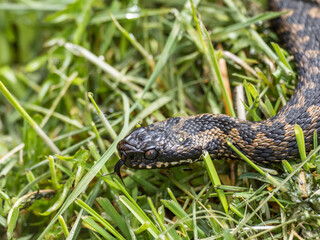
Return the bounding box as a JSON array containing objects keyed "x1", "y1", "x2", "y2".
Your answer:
[{"x1": 116, "y1": 117, "x2": 203, "y2": 169}]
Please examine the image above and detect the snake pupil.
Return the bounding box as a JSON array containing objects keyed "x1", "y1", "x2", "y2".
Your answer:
[{"x1": 144, "y1": 149, "x2": 158, "y2": 160}]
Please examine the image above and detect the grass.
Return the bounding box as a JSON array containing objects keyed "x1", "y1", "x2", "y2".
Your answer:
[{"x1": 1, "y1": 0, "x2": 320, "y2": 239}]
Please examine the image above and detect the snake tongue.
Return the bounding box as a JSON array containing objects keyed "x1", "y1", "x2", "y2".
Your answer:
[{"x1": 114, "y1": 159, "x2": 124, "y2": 183}]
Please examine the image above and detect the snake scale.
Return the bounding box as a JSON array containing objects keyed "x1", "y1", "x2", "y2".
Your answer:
[{"x1": 115, "y1": 0, "x2": 320, "y2": 174}]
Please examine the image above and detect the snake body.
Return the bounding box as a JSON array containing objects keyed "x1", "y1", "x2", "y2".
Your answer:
[{"x1": 116, "y1": 0, "x2": 320, "y2": 171}]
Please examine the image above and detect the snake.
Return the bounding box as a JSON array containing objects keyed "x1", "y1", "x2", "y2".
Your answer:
[{"x1": 115, "y1": 0, "x2": 320, "y2": 175}]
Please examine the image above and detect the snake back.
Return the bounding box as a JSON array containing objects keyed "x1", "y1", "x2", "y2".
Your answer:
[{"x1": 116, "y1": 0, "x2": 320, "y2": 170}]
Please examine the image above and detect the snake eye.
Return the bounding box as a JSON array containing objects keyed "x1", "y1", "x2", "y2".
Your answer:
[{"x1": 144, "y1": 149, "x2": 158, "y2": 160}]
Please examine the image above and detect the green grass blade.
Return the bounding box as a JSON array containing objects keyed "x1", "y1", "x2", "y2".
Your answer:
[
  {"x1": 76, "y1": 199, "x2": 125, "y2": 240},
  {"x1": 58, "y1": 215, "x2": 69, "y2": 238},
  {"x1": 97, "y1": 198, "x2": 131, "y2": 239},
  {"x1": 191, "y1": 0, "x2": 235, "y2": 117},
  {"x1": 129, "y1": 0, "x2": 201, "y2": 112},
  {"x1": 0, "y1": 81, "x2": 60, "y2": 154},
  {"x1": 6, "y1": 207, "x2": 19, "y2": 239},
  {"x1": 213, "y1": 11, "x2": 288, "y2": 38},
  {"x1": 82, "y1": 216, "x2": 117, "y2": 240},
  {"x1": 66, "y1": 180, "x2": 103, "y2": 240},
  {"x1": 294, "y1": 124, "x2": 309, "y2": 171},
  {"x1": 271, "y1": 42, "x2": 294, "y2": 74},
  {"x1": 88, "y1": 92, "x2": 117, "y2": 140},
  {"x1": 161, "y1": 199, "x2": 206, "y2": 238},
  {"x1": 119, "y1": 195, "x2": 161, "y2": 238},
  {"x1": 201, "y1": 151, "x2": 229, "y2": 214},
  {"x1": 0, "y1": 216, "x2": 6, "y2": 228}
]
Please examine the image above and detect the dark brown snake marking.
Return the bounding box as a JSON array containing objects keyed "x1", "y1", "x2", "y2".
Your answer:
[{"x1": 116, "y1": 0, "x2": 320, "y2": 173}]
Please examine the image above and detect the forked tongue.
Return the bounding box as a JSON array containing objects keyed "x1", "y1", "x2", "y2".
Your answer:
[{"x1": 114, "y1": 159, "x2": 124, "y2": 184}]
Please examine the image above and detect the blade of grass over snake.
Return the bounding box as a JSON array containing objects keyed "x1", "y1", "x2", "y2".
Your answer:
[
  {"x1": 37, "y1": 94, "x2": 130, "y2": 240},
  {"x1": 227, "y1": 139, "x2": 288, "y2": 192},
  {"x1": 226, "y1": 140, "x2": 266, "y2": 177}
]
